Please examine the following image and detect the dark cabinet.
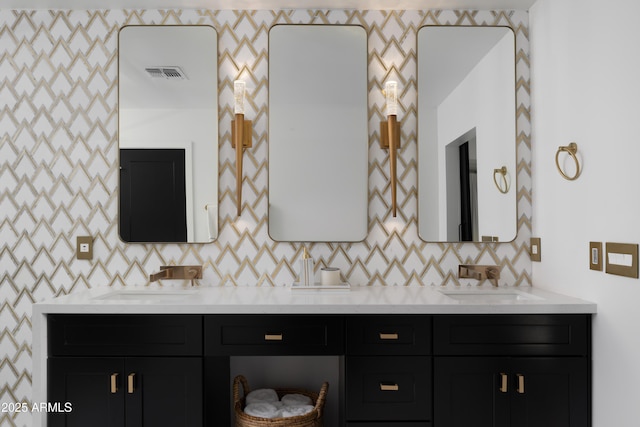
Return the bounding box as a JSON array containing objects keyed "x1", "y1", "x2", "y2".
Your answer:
[
  {"x1": 47, "y1": 315, "x2": 203, "y2": 427},
  {"x1": 435, "y1": 357, "x2": 588, "y2": 427},
  {"x1": 48, "y1": 358, "x2": 123, "y2": 427},
  {"x1": 45, "y1": 312, "x2": 590, "y2": 427},
  {"x1": 49, "y1": 357, "x2": 202, "y2": 427},
  {"x1": 346, "y1": 316, "x2": 432, "y2": 425},
  {"x1": 433, "y1": 315, "x2": 591, "y2": 427}
]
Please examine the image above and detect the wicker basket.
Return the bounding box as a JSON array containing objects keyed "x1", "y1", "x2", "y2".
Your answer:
[{"x1": 233, "y1": 375, "x2": 328, "y2": 427}]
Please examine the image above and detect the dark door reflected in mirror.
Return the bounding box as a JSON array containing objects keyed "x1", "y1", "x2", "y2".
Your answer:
[{"x1": 120, "y1": 149, "x2": 187, "y2": 242}]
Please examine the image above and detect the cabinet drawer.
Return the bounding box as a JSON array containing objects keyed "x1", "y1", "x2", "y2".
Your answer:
[
  {"x1": 48, "y1": 315, "x2": 202, "y2": 356},
  {"x1": 204, "y1": 315, "x2": 344, "y2": 355},
  {"x1": 433, "y1": 314, "x2": 590, "y2": 356},
  {"x1": 347, "y1": 316, "x2": 431, "y2": 355},
  {"x1": 346, "y1": 356, "x2": 432, "y2": 421},
  {"x1": 346, "y1": 423, "x2": 431, "y2": 426}
]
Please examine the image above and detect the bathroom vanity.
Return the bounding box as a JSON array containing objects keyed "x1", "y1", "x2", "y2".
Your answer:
[{"x1": 33, "y1": 286, "x2": 595, "y2": 427}]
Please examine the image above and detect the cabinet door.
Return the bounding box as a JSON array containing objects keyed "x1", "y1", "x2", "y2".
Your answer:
[
  {"x1": 48, "y1": 357, "x2": 125, "y2": 427},
  {"x1": 510, "y1": 357, "x2": 589, "y2": 427},
  {"x1": 434, "y1": 357, "x2": 510, "y2": 427},
  {"x1": 125, "y1": 357, "x2": 202, "y2": 427}
]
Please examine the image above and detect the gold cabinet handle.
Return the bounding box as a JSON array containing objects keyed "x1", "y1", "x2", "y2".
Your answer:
[
  {"x1": 264, "y1": 334, "x2": 283, "y2": 341},
  {"x1": 516, "y1": 374, "x2": 525, "y2": 394},
  {"x1": 127, "y1": 373, "x2": 135, "y2": 394},
  {"x1": 380, "y1": 383, "x2": 399, "y2": 391},
  {"x1": 110, "y1": 373, "x2": 118, "y2": 394},
  {"x1": 499, "y1": 373, "x2": 508, "y2": 393},
  {"x1": 379, "y1": 333, "x2": 399, "y2": 340}
]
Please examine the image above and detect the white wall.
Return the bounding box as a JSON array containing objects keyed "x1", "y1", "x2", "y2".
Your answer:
[{"x1": 530, "y1": 0, "x2": 640, "y2": 425}]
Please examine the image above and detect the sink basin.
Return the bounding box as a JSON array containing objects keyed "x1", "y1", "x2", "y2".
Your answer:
[
  {"x1": 439, "y1": 289, "x2": 543, "y2": 303},
  {"x1": 93, "y1": 290, "x2": 197, "y2": 302}
]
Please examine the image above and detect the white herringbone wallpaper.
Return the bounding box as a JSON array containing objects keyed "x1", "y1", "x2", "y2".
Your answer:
[{"x1": 0, "y1": 9, "x2": 530, "y2": 426}]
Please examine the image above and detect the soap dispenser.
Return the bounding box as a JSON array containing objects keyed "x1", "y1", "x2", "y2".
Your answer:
[{"x1": 300, "y1": 247, "x2": 314, "y2": 286}]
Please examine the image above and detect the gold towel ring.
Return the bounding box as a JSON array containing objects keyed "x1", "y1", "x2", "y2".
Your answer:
[
  {"x1": 493, "y1": 166, "x2": 509, "y2": 194},
  {"x1": 555, "y1": 142, "x2": 581, "y2": 181}
]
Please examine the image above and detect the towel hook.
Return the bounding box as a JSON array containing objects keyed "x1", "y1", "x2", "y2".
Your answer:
[
  {"x1": 555, "y1": 142, "x2": 581, "y2": 181},
  {"x1": 493, "y1": 166, "x2": 509, "y2": 194}
]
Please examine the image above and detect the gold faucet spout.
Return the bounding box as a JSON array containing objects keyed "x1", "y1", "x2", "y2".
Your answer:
[
  {"x1": 459, "y1": 265, "x2": 501, "y2": 287},
  {"x1": 149, "y1": 265, "x2": 203, "y2": 285},
  {"x1": 149, "y1": 268, "x2": 171, "y2": 282}
]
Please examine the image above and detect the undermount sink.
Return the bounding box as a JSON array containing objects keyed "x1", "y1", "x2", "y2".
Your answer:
[
  {"x1": 93, "y1": 290, "x2": 197, "y2": 302},
  {"x1": 439, "y1": 289, "x2": 544, "y2": 303}
]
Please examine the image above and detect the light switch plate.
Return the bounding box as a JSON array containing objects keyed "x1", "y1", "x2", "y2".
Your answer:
[
  {"x1": 76, "y1": 236, "x2": 93, "y2": 260},
  {"x1": 605, "y1": 242, "x2": 638, "y2": 278},
  {"x1": 589, "y1": 242, "x2": 602, "y2": 271},
  {"x1": 530, "y1": 237, "x2": 541, "y2": 262}
]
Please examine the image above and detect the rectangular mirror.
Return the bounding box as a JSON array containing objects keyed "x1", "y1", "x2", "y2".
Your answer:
[
  {"x1": 118, "y1": 25, "x2": 218, "y2": 243},
  {"x1": 268, "y1": 25, "x2": 368, "y2": 242},
  {"x1": 417, "y1": 26, "x2": 517, "y2": 242}
]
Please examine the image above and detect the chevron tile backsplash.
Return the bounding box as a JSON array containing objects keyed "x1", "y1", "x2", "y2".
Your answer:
[{"x1": 0, "y1": 8, "x2": 530, "y2": 426}]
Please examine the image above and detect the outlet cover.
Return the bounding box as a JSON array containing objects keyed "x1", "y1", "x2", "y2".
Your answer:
[
  {"x1": 589, "y1": 242, "x2": 602, "y2": 271},
  {"x1": 530, "y1": 237, "x2": 541, "y2": 262},
  {"x1": 605, "y1": 242, "x2": 638, "y2": 278},
  {"x1": 76, "y1": 236, "x2": 93, "y2": 260}
]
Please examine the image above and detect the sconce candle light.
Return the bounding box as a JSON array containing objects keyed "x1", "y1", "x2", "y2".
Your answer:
[
  {"x1": 231, "y1": 80, "x2": 252, "y2": 216},
  {"x1": 380, "y1": 80, "x2": 401, "y2": 217}
]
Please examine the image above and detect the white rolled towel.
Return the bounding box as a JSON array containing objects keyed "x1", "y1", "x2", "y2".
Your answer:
[
  {"x1": 246, "y1": 388, "x2": 279, "y2": 405},
  {"x1": 244, "y1": 402, "x2": 280, "y2": 419},
  {"x1": 281, "y1": 393, "x2": 313, "y2": 406},
  {"x1": 277, "y1": 404, "x2": 315, "y2": 418}
]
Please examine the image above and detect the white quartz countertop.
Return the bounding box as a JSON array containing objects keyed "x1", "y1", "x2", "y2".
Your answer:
[{"x1": 32, "y1": 285, "x2": 597, "y2": 315}]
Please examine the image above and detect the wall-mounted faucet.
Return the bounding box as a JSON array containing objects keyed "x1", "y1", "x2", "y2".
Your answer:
[
  {"x1": 459, "y1": 265, "x2": 501, "y2": 287},
  {"x1": 149, "y1": 265, "x2": 203, "y2": 287}
]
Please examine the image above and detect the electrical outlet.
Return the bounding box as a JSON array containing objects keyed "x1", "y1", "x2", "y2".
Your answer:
[
  {"x1": 76, "y1": 236, "x2": 93, "y2": 260},
  {"x1": 589, "y1": 242, "x2": 602, "y2": 271},
  {"x1": 530, "y1": 237, "x2": 541, "y2": 262}
]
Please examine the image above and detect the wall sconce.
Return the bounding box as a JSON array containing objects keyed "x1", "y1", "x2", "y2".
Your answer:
[
  {"x1": 380, "y1": 80, "x2": 401, "y2": 217},
  {"x1": 231, "y1": 80, "x2": 252, "y2": 216}
]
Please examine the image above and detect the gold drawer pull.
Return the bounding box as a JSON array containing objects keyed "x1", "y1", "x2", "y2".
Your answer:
[
  {"x1": 379, "y1": 333, "x2": 399, "y2": 340},
  {"x1": 380, "y1": 383, "x2": 399, "y2": 391},
  {"x1": 127, "y1": 373, "x2": 135, "y2": 394},
  {"x1": 499, "y1": 373, "x2": 508, "y2": 393},
  {"x1": 110, "y1": 373, "x2": 118, "y2": 394},
  {"x1": 264, "y1": 334, "x2": 283, "y2": 341},
  {"x1": 517, "y1": 374, "x2": 525, "y2": 394}
]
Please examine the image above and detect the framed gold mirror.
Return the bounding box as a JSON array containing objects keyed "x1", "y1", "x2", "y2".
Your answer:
[
  {"x1": 118, "y1": 25, "x2": 218, "y2": 243},
  {"x1": 417, "y1": 26, "x2": 517, "y2": 242},
  {"x1": 268, "y1": 25, "x2": 368, "y2": 242}
]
